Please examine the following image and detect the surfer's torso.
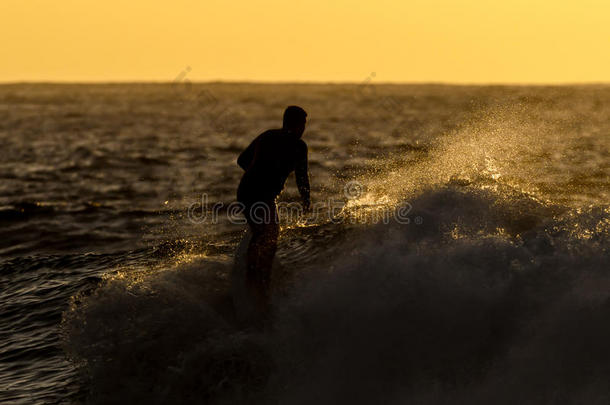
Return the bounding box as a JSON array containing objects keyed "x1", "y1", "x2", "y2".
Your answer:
[{"x1": 237, "y1": 129, "x2": 309, "y2": 203}]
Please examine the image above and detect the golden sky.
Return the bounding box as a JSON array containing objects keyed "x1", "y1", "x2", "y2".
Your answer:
[{"x1": 2, "y1": 0, "x2": 608, "y2": 83}]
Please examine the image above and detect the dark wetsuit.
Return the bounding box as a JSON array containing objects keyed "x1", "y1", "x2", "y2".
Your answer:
[
  {"x1": 237, "y1": 129, "x2": 310, "y2": 204},
  {"x1": 236, "y1": 128, "x2": 310, "y2": 308}
]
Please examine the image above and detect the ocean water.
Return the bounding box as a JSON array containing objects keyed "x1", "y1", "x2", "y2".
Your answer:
[{"x1": 0, "y1": 83, "x2": 608, "y2": 404}]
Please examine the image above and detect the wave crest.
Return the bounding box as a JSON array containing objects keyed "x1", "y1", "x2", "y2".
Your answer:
[{"x1": 64, "y1": 186, "x2": 610, "y2": 404}]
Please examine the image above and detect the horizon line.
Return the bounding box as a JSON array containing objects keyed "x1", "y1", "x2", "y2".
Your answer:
[{"x1": 0, "y1": 79, "x2": 609, "y2": 87}]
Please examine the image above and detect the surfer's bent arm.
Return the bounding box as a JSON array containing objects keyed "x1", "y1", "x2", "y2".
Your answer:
[
  {"x1": 237, "y1": 139, "x2": 257, "y2": 170},
  {"x1": 295, "y1": 143, "x2": 311, "y2": 209}
]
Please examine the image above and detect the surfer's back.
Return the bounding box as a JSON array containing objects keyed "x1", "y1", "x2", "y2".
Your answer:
[{"x1": 237, "y1": 129, "x2": 308, "y2": 203}]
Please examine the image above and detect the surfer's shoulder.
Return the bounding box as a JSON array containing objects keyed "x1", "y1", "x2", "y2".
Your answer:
[
  {"x1": 257, "y1": 129, "x2": 283, "y2": 142},
  {"x1": 265, "y1": 128, "x2": 283, "y2": 136}
]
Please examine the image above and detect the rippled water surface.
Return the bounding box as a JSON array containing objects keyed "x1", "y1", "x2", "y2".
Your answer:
[{"x1": 1, "y1": 83, "x2": 608, "y2": 404}]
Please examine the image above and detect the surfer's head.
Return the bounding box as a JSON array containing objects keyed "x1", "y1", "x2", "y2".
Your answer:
[{"x1": 283, "y1": 105, "x2": 307, "y2": 137}]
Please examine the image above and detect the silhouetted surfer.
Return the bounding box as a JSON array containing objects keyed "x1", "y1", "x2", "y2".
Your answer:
[{"x1": 236, "y1": 106, "x2": 311, "y2": 315}]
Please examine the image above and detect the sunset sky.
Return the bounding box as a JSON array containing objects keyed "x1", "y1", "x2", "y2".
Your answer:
[{"x1": 2, "y1": 0, "x2": 609, "y2": 83}]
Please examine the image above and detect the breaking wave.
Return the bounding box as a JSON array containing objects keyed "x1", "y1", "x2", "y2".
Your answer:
[{"x1": 63, "y1": 183, "x2": 610, "y2": 404}]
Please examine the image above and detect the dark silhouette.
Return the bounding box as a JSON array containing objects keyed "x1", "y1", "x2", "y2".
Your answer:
[{"x1": 237, "y1": 106, "x2": 310, "y2": 314}]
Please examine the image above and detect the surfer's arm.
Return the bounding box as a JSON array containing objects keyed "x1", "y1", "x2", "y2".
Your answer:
[
  {"x1": 295, "y1": 143, "x2": 311, "y2": 210},
  {"x1": 237, "y1": 139, "x2": 256, "y2": 170}
]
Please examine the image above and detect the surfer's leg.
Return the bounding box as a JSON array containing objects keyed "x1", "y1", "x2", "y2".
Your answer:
[
  {"x1": 245, "y1": 220, "x2": 266, "y2": 311},
  {"x1": 257, "y1": 204, "x2": 279, "y2": 292},
  {"x1": 245, "y1": 201, "x2": 278, "y2": 314}
]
